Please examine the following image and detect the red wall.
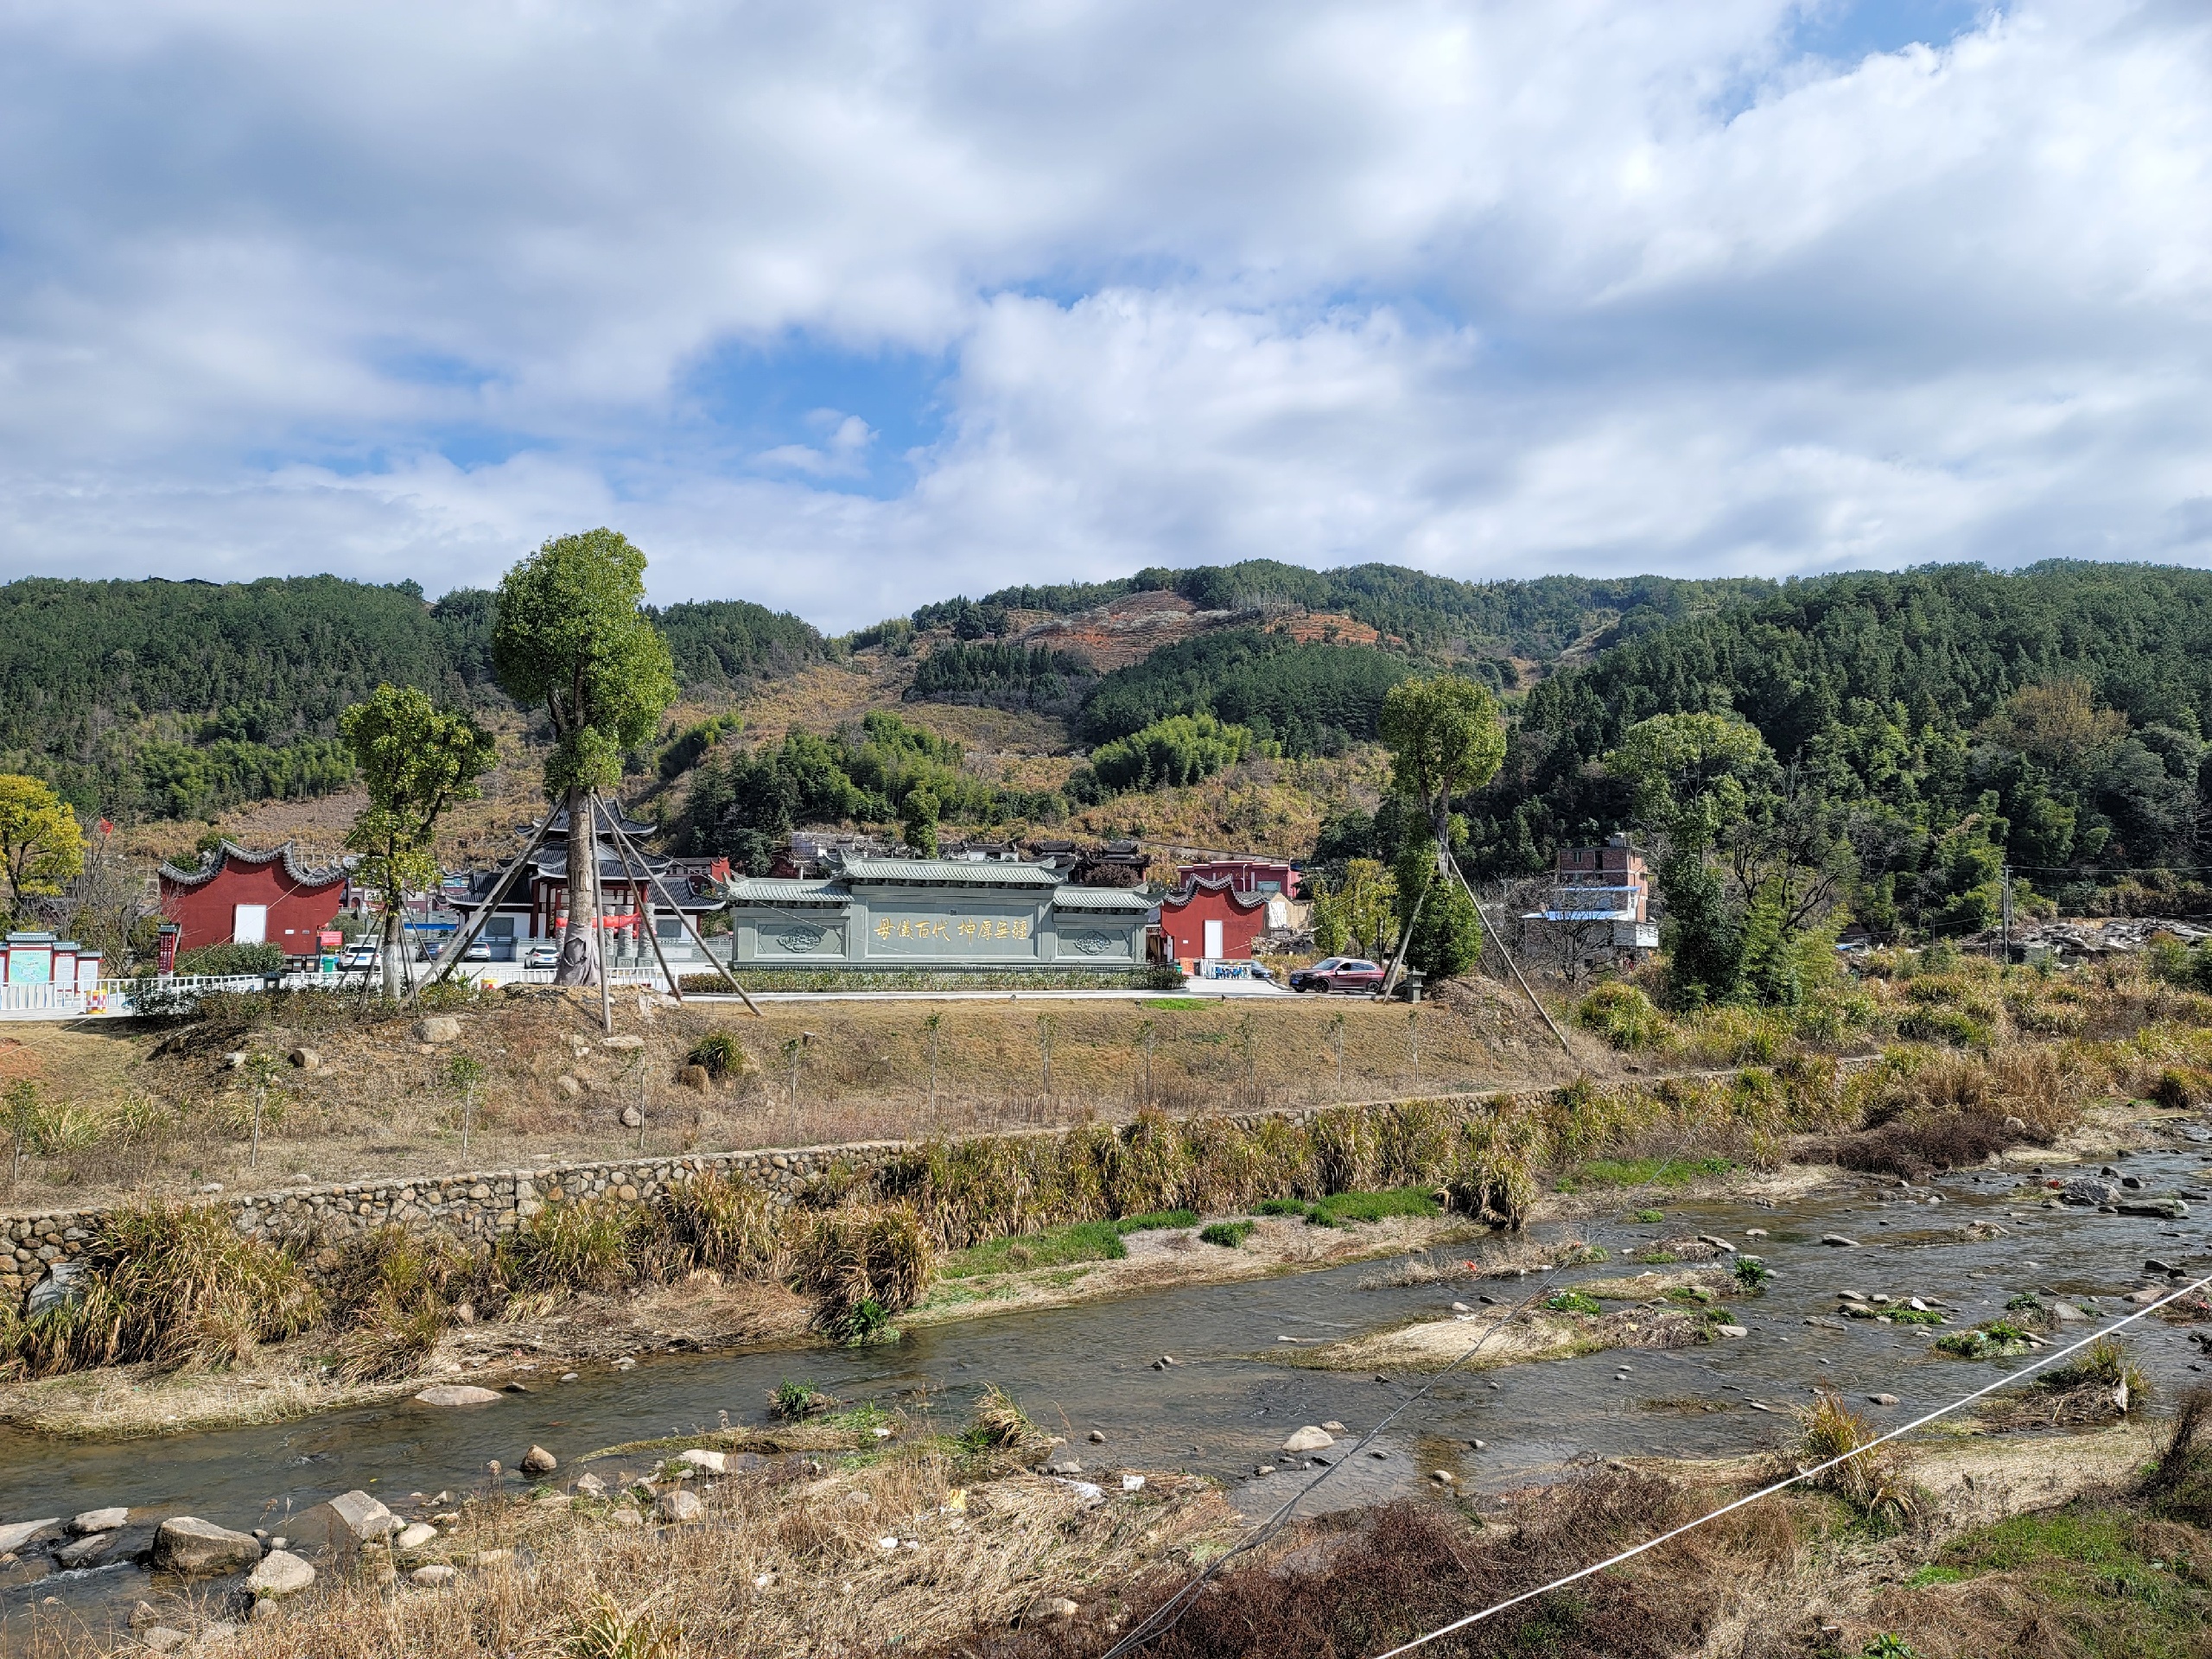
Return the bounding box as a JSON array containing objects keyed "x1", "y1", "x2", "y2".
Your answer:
[
  {"x1": 160, "y1": 853, "x2": 348, "y2": 954},
  {"x1": 1158, "y1": 884, "x2": 1268, "y2": 962}
]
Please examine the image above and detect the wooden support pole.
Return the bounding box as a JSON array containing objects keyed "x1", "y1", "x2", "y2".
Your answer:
[{"x1": 409, "y1": 810, "x2": 556, "y2": 1004}]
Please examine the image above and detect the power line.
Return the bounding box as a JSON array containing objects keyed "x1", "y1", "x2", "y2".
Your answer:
[
  {"x1": 1367, "y1": 1268, "x2": 2212, "y2": 1659},
  {"x1": 1097, "y1": 1217, "x2": 1623, "y2": 1659}
]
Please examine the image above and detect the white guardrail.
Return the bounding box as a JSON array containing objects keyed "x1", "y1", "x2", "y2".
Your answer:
[{"x1": 0, "y1": 963, "x2": 690, "y2": 1018}]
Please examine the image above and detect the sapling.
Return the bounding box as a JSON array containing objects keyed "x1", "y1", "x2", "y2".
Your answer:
[
  {"x1": 446, "y1": 1052, "x2": 485, "y2": 1158},
  {"x1": 243, "y1": 1051, "x2": 283, "y2": 1170}
]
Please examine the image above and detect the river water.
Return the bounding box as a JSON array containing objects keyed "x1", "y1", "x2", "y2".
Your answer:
[{"x1": 5, "y1": 1137, "x2": 2209, "y2": 1644}]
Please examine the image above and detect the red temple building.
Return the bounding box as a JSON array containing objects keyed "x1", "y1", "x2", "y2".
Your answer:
[{"x1": 157, "y1": 842, "x2": 352, "y2": 956}]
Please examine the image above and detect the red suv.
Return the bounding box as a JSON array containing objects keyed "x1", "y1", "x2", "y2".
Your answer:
[{"x1": 1289, "y1": 957, "x2": 1385, "y2": 995}]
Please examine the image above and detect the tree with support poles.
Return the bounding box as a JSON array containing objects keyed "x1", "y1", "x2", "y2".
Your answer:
[
  {"x1": 491, "y1": 531, "x2": 677, "y2": 988},
  {"x1": 340, "y1": 684, "x2": 497, "y2": 999},
  {"x1": 1377, "y1": 675, "x2": 1503, "y2": 985}
]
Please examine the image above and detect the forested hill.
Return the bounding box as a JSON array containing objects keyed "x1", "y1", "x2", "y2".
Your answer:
[
  {"x1": 919, "y1": 561, "x2": 1778, "y2": 660},
  {"x1": 1459, "y1": 561, "x2": 2212, "y2": 919},
  {"x1": 0, "y1": 575, "x2": 822, "y2": 820}
]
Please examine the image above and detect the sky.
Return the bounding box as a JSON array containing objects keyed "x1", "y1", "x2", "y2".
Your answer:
[{"x1": 0, "y1": 0, "x2": 2207, "y2": 628}]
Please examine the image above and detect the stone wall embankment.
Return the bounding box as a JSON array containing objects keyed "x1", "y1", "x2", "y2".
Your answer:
[{"x1": 3, "y1": 1140, "x2": 909, "y2": 1303}]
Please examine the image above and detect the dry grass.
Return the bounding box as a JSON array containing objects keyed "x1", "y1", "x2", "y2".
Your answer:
[
  {"x1": 943, "y1": 1470, "x2": 1794, "y2": 1659},
  {"x1": 2, "y1": 979, "x2": 1592, "y2": 1215},
  {"x1": 1796, "y1": 1391, "x2": 1916, "y2": 1523},
  {"x1": 10, "y1": 1443, "x2": 1238, "y2": 1659}
]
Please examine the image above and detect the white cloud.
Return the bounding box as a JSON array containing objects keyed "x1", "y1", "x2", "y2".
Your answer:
[{"x1": 0, "y1": 0, "x2": 2209, "y2": 626}]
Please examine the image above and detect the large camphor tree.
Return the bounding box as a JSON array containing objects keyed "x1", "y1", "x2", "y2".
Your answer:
[
  {"x1": 1376, "y1": 674, "x2": 1504, "y2": 982},
  {"x1": 340, "y1": 684, "x2": 497, "y2": 997},
  {"x1": 491, "y1": 531, "x2": 676, "y2": 986}
]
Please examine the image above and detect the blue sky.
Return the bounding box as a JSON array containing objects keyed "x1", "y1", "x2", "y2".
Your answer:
[{"x1": 0, "y1": 1, "x2": 2206, "y2": 629}]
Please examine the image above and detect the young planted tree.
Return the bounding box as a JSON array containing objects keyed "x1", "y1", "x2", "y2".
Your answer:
[
  {"x1": 0, "y1": 775, "x2": 85, "y2": 927},
  {"x1": 340, "y1": 684, "x2": 498, "y2": 996},
  {"x1": 491, "y1": 531, "x2": 677, "y2": 986},
  {"x1": 447, "y1": 1052, "x2": 486, "y2": 1158}
]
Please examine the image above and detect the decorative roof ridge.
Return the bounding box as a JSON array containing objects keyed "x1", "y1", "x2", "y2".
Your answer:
[
  {"x1": 1164, "y1": 874, "x2": 1271, "y2": 909},
  {"x1": 157, "y1": 840, "x2": 349, "y2": 889}
]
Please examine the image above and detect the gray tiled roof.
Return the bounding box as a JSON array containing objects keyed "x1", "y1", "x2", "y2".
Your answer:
[
  {"x1": 836, "y1": 857, "x2": 1061, "y2": 887},
  {"x1": 1049, "y1": 887, "x2": 1154, "y2": 912},
  {"x1": 725, "y1": 878, "x2": 849, "y2": 906}
]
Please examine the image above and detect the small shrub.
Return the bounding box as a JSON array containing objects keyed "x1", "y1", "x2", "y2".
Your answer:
[
  {"x1": 175, "y1": 942, "x2": 285, "y2": 978},
  {"x1": 1888, "y1": 1307, "x2": 1944, "y2": 1326},
  {"x1": 1573, "y1": 983, "x2": 1673, "y2": 1052},
  {"x1": 768, "y1": 1379, "x2": 838, "y2": 1420},
  {"x1": 1732, "y1": 1257, "x2": 1770, "y2": 1289},
  {"x1": 2137, "y1": 1386, "x2": 2212, "y2": 1522},
  {"x1": 1634, "y1": 1209, "x2": 1664, "y2": 1224},
  {"x1": 1254, "y1": 1198, "x2": 1313, "y2": 1218},
  {"x1": 1199, "y1": 1220, "x2": 1256, "y2": 1249},
  {"x1": 956, "y1": 1382, "x2": 1046, "y2": 1463},
  {"x1": 1897, "y1": 1006, "x2": 1992, "y2": 1049},
  {"x1": 684, "y1": 1031, "x2": 747, "y2": 1080},
  {"x1": 1544, "y1": 1291, "x2": 1602, "y2": 1316}
]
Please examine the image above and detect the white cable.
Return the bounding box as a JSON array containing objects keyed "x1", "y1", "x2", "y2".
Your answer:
[
  {"x1": 1096, "y1": 1218, "x2": 1622, "y2": 1659},
  {"x1": 1369, "y1": 1268, "x2": 2212, "y2": 1659}
]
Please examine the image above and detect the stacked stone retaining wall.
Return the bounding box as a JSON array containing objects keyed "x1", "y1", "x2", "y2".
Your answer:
[
  {"x1": 6, "y1": 1063, "x2": 1869, "y2": 1306},
  {"x1": 4, "y1": 1139, "x2": 913, "y2": 1304}
]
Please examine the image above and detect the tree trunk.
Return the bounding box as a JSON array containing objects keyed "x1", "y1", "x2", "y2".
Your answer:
[
  {"x1": 554, "y1": 785, "x2": 601, "y2": 986},
  {"x1": 380, "y1": 904, "x2": 406, "y2": 1001}
]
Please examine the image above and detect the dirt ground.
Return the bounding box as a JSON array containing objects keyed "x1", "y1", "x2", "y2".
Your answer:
[{"x1": 0, "y1": 976, "x2": 1601, "y2": 1217}]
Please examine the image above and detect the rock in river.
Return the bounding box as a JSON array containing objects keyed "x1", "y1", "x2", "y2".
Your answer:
[
  {"x1": 151, "y1": 1517, "x2": 262, "y2": 1577},
  {"x1": 2063, "y1": 1177, "x2": 2122, "y2": 1206},
  {"x1": 69, "y1": 1508, "x2": 127, "y2": 1535},
  {"x1": 2118, "y1": 1198, "x2": 2189, "y2": 1219},
  {"x1": 1820, "y1": 1235, "x2": 1861, "y2": 1249},
  {"x1": 1281, "y1": 1426, "x2": 1336, "y2": 1453},
  {"x1": 519, "y1": 1446, "x2": 558, "y2": 1476},
  {"x1": 0, "y1": 1519, "x2": 60, "y2": 1556},
  {"x1": 415, "y1": 1385, "x2": 503, "y2": 1408}
]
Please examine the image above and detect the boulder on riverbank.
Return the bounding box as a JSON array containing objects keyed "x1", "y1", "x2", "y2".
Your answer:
[
  {"x1": 290, "y1": 1491, "x2": 401, "y2": 1558},
  {"x1": 151, "y1": 1517, "x2": 261, "y2": 1577},
  {"x1": 247, "y1": 1550, "x2": 315, "y2": 1599}
]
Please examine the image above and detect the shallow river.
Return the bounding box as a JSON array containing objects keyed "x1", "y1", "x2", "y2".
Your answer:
[{"x1": 6, "y1": 1136, "x2": 2210, "y2": 1644}]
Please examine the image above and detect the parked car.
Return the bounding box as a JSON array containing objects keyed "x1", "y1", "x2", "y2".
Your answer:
[
  {"x1": 338, "y1": 946, "x2": 378, "y2": 972},
  {"x1": 1288, "y1": 957, "x2": 1385, "y2": 995},
  {"x1": 461, "y1": 938, "x2": 492, "y2": 963},
  {"x1": 525, "y1": 942, "x2": 560, "y2": 970}
]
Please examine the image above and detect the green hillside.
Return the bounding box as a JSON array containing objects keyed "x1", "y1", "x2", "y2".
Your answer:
[
  {"x1": 0, "y1": 575, "x2": 823, "y2": 820},
  {"x1": 1458, "y1": 560, "x2": 2212, "y2": 923},
  {"x1": 924, "y1": 560, "x2": 1777, "y2": 658}
]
